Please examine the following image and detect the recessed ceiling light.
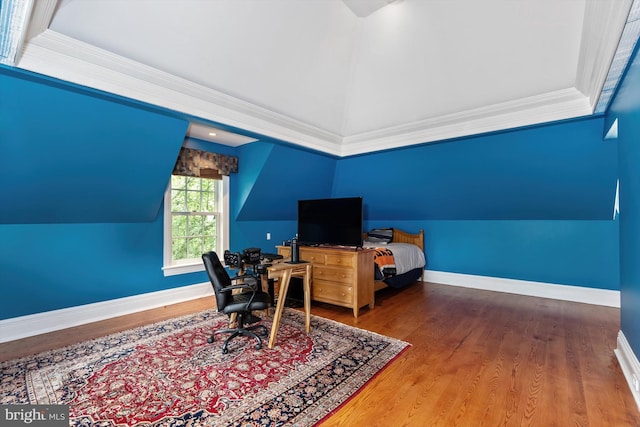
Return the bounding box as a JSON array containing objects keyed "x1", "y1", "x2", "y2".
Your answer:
[{"x1": 208, "y1": 132, "x2": 217, "y2": 136}]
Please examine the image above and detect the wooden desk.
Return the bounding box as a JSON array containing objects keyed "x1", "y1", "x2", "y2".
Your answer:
[{"x1": 267, "y1": 261, "x2": 312, "y2": 348}]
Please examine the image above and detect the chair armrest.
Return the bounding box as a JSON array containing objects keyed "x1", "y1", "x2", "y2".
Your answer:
[
  {"x1": 223, "y1": 283, "x2": 257, "y2": 293},
  {"x1": 222, "y1": 282, "x2": 260, "y2": 309}
]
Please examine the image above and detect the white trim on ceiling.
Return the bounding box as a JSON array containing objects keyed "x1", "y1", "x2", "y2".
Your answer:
[
  {"x1": 340, "y1": 88, "x2": 592, "y2": 156},
  {"x1": 18, "y1": 30, "x2": 344, "y2": 154},
  {"x1": 0, "y1": 0, "x2": 34, "y2": 65},
  {"x1": 17, "y1": 29, "x2": 594, "y2": 157},
  {"x1": 596, "y1": 1, "x2": 640, "y2": 113},
  {"x1": 9, "y1": 0, "x2": 638, "y2": 157},
  {"x1": 576, "y1": 0, "x2": 634, "y2": 106}
]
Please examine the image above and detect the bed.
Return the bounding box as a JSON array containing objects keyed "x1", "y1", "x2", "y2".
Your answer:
[{"x1": 362, "y1": 228, "x2": 426, "y2": 291}]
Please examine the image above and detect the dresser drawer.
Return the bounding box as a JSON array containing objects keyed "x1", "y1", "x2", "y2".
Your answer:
[
  {"x1": 325, "y1": 253, "x2": 354, "y2": 268},
  {"x1": 312, "y1": 279, "x2": 353, "y2": 305},
  {"x1": 300, "y1": 250, "x2": 324, "y2": 264},
  {"x1": 276, "y1": 245, "x2": 374, "y2": 318},
  {"x1": 313, "y1": 265, "x2": 353, "y2": 284}
]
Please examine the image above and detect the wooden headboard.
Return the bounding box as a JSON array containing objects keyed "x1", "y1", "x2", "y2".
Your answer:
[
  {"x1": 390, "y1": 228, "x2": 424, "y2": 251},
  {"x1": 364, "y1": 228, "x2": 425, "y2": 287},
  {"x1": 363, "y1": 228, "x2": 424, "y2": 251}
]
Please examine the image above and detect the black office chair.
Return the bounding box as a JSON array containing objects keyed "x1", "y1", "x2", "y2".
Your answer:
[{"x1": 202, "y1": 251, "x2": 271, "y2": 353}]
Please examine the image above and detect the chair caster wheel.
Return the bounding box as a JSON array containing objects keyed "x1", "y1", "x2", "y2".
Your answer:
[
  {"x1": 222, "y1": 348, "x2": 228, "y2": 354},
  {"x1": 255, "y1": 344, "x2": 262, "y2": 350},
  {"x1": 207, "y1": 337, "x2": 214, "y2": 344}
]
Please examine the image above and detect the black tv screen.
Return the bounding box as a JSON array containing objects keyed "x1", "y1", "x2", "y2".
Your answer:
[{"x1": 297, "y1": 197, "x2": 363, "y2": 247}]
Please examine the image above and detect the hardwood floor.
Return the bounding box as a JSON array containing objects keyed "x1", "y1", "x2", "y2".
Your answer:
[{"x1": 1, "y1": 282, "x2": 638, "y2": 426}]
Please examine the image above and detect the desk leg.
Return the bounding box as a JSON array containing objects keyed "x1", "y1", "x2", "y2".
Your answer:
[
  {"x1": 304, "y1": 264, "x2": 311, "y2": 334},
  {"x1": 260, "y1": 274, "x2": 271, "y2": 317},
  {"x1": 268, "y1": 269, "x2": 291, "y2": 349}
]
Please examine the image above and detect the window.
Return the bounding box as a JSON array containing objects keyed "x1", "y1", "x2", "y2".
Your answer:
[{"x1": 163, "y1": 174, "x2": 229, "y2": 276}]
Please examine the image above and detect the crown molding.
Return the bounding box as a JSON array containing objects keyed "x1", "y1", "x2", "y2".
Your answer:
[
  {"x1": 340, "y1": 88, "x2": 593, "y2": 156},
  {"x1": 14, "y1": 27, "x2": 595, "y2": 158},
  {"x1": 25, "y1": 0, "x2": 56, "y2": 40},
  {"x1": 595, "y1": 1, "x2": 640, "y2": 113},
  {"x1": 576, "y1": 0, "x2": 634, "y2": 107},
  {"x1": 7, "y1": 0, "x2": 636, "y2": 157},
  {"x1": 17, "y1": 30, "x2": 344, "y2": 155}
]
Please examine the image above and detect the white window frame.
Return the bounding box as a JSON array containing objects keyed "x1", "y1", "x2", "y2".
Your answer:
[{"x1": 162, "y1": 175, "x2": 229, "y2": 276}]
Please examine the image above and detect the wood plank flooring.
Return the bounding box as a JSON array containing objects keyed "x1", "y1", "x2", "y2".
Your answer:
[{"x1": 1, "y1": 282, "x2": 638, "y2": 426}]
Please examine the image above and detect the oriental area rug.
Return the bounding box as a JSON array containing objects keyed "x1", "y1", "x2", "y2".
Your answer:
[{"x1": 0, "y1": 309, "x2": 409, "y2": 426}]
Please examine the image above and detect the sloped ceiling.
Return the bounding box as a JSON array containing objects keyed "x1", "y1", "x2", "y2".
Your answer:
[
  {"x1": 0, "y1": 66, "x2": 189, "y2": 224},
  {"x1": 7, "y1": 0, "x2": 637, "y2": 156}
]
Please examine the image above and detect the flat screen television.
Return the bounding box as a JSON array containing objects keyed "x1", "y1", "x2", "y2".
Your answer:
[{"x1": 297, "y1": 197, "x2": 363, "y2": 247}]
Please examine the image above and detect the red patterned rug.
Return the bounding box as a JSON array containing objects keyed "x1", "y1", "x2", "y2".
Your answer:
[{"x1": 0, "y1": 309, "x2": 409, "y2": 426}]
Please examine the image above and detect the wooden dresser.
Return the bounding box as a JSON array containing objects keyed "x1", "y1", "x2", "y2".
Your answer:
[{"x1": 276, "y1": 245, "x2": 375, "y2": 317}]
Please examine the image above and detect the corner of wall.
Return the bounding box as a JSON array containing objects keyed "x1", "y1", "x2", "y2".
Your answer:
[{"x1": 615, "y1": 330, "x2": 640, "y2": 411}]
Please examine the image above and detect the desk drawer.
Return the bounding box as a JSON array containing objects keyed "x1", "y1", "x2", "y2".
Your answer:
[
  {"x1": 313, "y1": 265, "x2": 353, "y2": 284},
  {"x1": 312, "y1": 279, "x2": 353, "y2": 305}
]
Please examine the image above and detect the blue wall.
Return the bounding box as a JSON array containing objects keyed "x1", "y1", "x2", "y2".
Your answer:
[
  {"x1": 334, "y1": 118, "x2": 617, "y2": 220},
  {"x1": 609, "y1": 42, "x2": 640, "y2": 355},
  {"x1": 234, "y1": 142, "x2": 337, "y2": 221},
  {"x1": 0, "y1": 218, "x2": 207, "y2": 318},
  {"x1": 227, "y1": 118, "x2": 620, "y2": 290},
  {"x1": 329, "y1": 117, "x2": 620, "y2": 290},
  {"x1": 366, "y1": 219, "x2": 618, "y2": 290},
  {"x1": 227, "y1": 142, "x2": 337, "y2": 252},
  {"x1": 0, "y1": 62, "x2": 622, "y2": 322},
  {"x1": 0, "y1": 66, "x2": 188, "y2": 224},
  {"x1": 0, "y1": 67, "x2": 221, "y2": 319}
]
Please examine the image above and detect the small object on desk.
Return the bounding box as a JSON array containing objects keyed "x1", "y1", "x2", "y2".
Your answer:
[{"x1": 291, "y1": 237, "x2": 299, "y2": 263}]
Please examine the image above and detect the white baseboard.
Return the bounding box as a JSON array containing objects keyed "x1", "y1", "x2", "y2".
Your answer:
[
  {"x1": 615, "y1": 331, "x2": 640, "y2": 411},
  {"x1": 423, "y1": 270, "x2": 620, "y2": 308},
  {"x1": 0, "y1": 282, "x2": 213, "y2": 343},
  {"x1": 0, "y1": 271, "x2": 621, "y2": 344}
]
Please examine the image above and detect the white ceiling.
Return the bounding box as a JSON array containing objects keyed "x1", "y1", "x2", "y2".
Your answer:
[{"x1": 7, "y1": 0, "x2": 638, "y2": 155}]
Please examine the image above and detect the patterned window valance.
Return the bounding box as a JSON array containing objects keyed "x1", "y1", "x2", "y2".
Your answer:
[{"x1": 172, "y1": 147, "x2": 238, "y2": 179}]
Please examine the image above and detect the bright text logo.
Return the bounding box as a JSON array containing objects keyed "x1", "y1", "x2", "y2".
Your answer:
[{"x1": 1, "y1": 405, "x2": 68, "y2": 426}]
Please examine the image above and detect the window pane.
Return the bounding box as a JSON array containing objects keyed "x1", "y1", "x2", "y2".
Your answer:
[
  {"x1": 186, "y1": 176, "x2": 200, "y2": 191},
  {"x1": 172, "y1": 238, "x2": 187, "y2": 261},
  {"x1": 173, "y1": 214, "x2": 187, "y2": 237},
  {"x1": 203, "y1": 215, "x2": 216, "y2": 235},
  {"x1": 186, "y1": 190, "x2": 201, "y2": 212},
  {"x1": 203, "y1": 190, "x2": 216, "y2": 211},
  {"x1": 172, "y1": 189, "x2": 187, "y2": 212},
  {"x1": 168, "y1": 175, "x2": 222, "y2": 268},
  {"x1": 172, "y1": 175, "x2": 186, "y2": 189},
  {"x1": 186, "y1": 237, "x2": 203, "y2": 259},
  {"x1": 204, "y1": 236, "x2": 216, "y2": 251},
  {"x1": 189, "y1": 215, "x2": 204, "y2": 236},
  {"x1": 201, "y1": 179, "x2": 213, "y2": 192}
]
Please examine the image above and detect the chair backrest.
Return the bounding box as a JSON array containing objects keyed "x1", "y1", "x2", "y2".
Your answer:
[{"x1": 202, "y1": 251, "x2": 232, "y2": 311}]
